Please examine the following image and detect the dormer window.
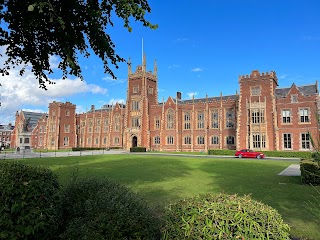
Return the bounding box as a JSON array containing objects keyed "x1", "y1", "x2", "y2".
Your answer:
[
  {"x1": 291, "y1": 94, "x2": 298, "y2": 103},
  {"x1": 251, "y1": 86, "x2": 261, "y2": 96}
]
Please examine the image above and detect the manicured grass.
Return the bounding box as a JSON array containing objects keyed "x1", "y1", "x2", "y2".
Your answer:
[{"x1": 4, "y1": 155, "x2": 319, "y2": 239}]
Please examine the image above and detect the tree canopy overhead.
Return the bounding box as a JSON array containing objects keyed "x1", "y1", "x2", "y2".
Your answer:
[{"x1": 0, "y1": 0, "x2": 157, "y2": 89}]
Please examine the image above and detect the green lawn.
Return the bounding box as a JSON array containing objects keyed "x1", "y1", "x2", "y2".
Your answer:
[{"x1": 5, "y1": 154, "x2": 320, "y2": 240}]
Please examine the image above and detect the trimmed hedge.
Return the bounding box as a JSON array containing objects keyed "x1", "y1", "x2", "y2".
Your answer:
[
  {"x1": 0, "y1": 162, "x2": 60, "y2": 240},
  {"x1": 208, "y1": 149, "x2": 235, "y2": 156},
  {"x1": 163, "y1": 193, "x2": 290, "y2": 240},
  {"x1": 58, "y1": 176, "x2": 162, "y2": 239},
  {"x1": 72, "y1": 147, "x2": 107, "y2": 151},
  {"x1": 301, "y1": 159, "x2": 320, "y2": 185},
  {"x1": 130, "y1": 147, "x2": 147, "y2": 152}
]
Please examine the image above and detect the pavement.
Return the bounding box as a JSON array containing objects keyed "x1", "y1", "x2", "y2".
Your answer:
[
  {"x1": 277, "y1": 164, "x2": 301, "y2": 176},
  {"x1": 0, "y1": 149, "x2": 129, "y2": 160}
]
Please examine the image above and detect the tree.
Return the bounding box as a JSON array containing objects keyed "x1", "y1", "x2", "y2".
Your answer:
[{"x1": 0, "y1": 0, "x2": 157, "y2": 89}]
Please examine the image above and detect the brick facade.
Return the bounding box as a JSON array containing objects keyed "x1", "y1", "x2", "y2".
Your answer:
[{"x1": 11, "y1": 56, "x2": 320, "y2": 152}]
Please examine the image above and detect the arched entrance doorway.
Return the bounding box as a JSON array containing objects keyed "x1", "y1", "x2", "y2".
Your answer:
[{"x1": 132, "y1": 136, "x2": 138, "y2": 147}]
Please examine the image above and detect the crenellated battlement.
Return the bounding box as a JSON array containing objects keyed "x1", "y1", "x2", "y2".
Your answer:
[{"x1": 238, "y1": 70, "x2": 277, "y2": 81}]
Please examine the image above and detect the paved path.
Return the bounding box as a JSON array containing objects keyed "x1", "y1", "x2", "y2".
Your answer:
[
  {"x1": 278, "y1": 164, "x2": 301, "y2": 176},
  {"x1": 0, "y1": 149, "x2": 129, "y2": 160}
]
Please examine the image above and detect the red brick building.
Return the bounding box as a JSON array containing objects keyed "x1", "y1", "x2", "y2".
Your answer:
[{"x1": 11, "y1": 55, "x2": 319, "y2": 152}]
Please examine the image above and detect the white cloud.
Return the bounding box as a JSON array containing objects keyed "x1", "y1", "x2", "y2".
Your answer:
[
  {"x1": 102, "y1": 76, "x2": 126, "y2": 84},
  {"x1": 0, "y1": 46, "x2": 108, "y2": 124},
  {"x1": 279, "y1": 74, "x2": 289, "y2": 80},
  {"x1": 174, "y1": 38, "x2": 188, "y2": 42},
  {"x1": 107, "y1": 98, "x2": 126, "y2": 105},
  {"x1": 168, "y1": 64, "x2": 180, "y2": 69},
  {"x1": 191, "y1": 68, "x2": 203, "y2": 72},
  {"x1": 187, "y1": 92, "x2": 198, "y2": 99}
]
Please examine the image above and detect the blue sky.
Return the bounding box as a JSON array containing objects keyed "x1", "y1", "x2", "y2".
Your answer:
[{"x1": 1, "y1": 0, "x2": 320, "y2": 124}]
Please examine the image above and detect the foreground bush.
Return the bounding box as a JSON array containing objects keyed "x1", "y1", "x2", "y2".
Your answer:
[
  {"x1": 163, "y1": 193, "x2": 290, "y2": 240},
  {"x1": 58, "y1": 176, "x2": 162, "y2": 239},
  {"x1": 301, "y1": 159, "x2": 320, "y2": 185},
  {"x1": 0, "y1": 162, "x2": 60, "y2": 240}
]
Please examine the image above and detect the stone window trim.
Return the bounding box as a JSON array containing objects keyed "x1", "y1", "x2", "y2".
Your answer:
[
  {"x1": 291, "y1": 94, "x2": 298, "y2": 103},
  {"x1": 211, "y1": 110, "x2": 219, "y2": 129},
  {"x1": 184, "y1": 112, "x2": 191, "y2": 130},
  {"x1": 167, "y1": 135, "x2": 174, "y2": 145},
  {"x1": 281, "y1": 109, "x2": 292, "y2": 124},
  {"x1": 226, "y1": 135, "x2": 235, "y2": 145},
  {"x1": 64, "y1": 124, "x2": 70, "y2": 133},
  {"x1": 155, "y1": 117, "x2": 160, "y2": 129},
  {"x1": 251, "y1": 108, "x2": 265, "y2": 124},
  {"x1": 252, "y1": 133, "x2": 266, "y2": 149},
  {"x1": 63, "y1": 137, "x2": 69, "y2": 146},
  {"x1": 132, "y1": 100, "x2": 140, "y2": 111},
  {"x1": 197, "y1": 136, "x2": 205, "y2": 145},
  {"x1": 300, "y1": 132, "x2": 311, "y2": 150},
  {"x1": 298, "y1": 108, "x2": 310, "y2": 124},
  {"x1": 65, "y1": 110, "x2": 70, "y2": 116},
  {"x1": 154, "y1": 136, "x2": 160, "y2": 145},
  {"x1": 282, "y1": 133, "x2": 292, "y2": 150},
  {"x1": 148, "y1": 87, "x2": 154, "y2": 95},
  {"x1": 183, "y1": 136, "x2": 192, "y2": 145},
  {"x1": 225, "y1": 109, "x2": 235, "y2": 129},
  {"x1": 197, "y1": 111, "x2": 205, "y2": 129},
  {"x1": 166, "y1": 109, "x2": 175, "y2": 130},
  {"x1": 133, "y1": 85, "x2": 139, "y2": 94},
  {"x1": 251, "y1": 86, "x2": 261, "y2": 96},
  {"x1": 211, "y1": 135, "x2": 219, "y2": 145}
]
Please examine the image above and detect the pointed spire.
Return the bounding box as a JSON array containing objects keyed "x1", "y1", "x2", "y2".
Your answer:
[
  {"x1": 128, "y1": 57, "x2": 132, "y2": 75},
  {"x1": 143, "y1": 53, "x2": 146, "y2": 72},
  {"x1": 154, "y1": 59, "x2": 157, "y2": 77}
]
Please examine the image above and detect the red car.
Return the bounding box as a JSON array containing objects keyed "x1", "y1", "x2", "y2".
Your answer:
[{"x1": 235, "y1": 149, "x2": 265, "y2": 159}]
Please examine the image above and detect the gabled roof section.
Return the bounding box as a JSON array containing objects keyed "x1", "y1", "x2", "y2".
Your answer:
[{"x1": 275, "y1": 83, "x2": 318, "y2": 98}]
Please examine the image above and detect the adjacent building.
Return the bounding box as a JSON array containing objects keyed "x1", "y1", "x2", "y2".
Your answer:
[
  {"x1": 11, "y1": 55, "x2": 320, "y2": 152},
  {"x1": 0, "y1": 123, "x2": 14, "y2": 148}
]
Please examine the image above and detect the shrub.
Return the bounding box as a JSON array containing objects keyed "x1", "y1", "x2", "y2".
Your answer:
[
  {"x1": 0, "y1": 162, "x2": 60, "y2": 240},
  {"x1": 130, "y1": 147, "x2": 147, "y2": 152},
  {"x1": 301, "y1": 159, "x2": 320, "y2": 185},
  {"x1": 58, "y1": 176, "x2": 162, "y2": 239},
  {"x1": 163, "y1": 193, "x2": 290, "y2": 240}
]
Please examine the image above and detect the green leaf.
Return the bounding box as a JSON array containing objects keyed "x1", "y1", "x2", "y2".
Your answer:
[{"x1": 28, "y1": 5, "x2": 34, "y2": 11}]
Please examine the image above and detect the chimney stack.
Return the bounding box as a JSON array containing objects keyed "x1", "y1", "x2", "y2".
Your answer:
[{"x1": 176, "y1": 92, "x2": 182, "y2": 100}]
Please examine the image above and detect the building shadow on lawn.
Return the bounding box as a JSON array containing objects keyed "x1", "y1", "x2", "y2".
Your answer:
[{"x1": 55, "y1": 155, "x2": 194, "y2": 186}]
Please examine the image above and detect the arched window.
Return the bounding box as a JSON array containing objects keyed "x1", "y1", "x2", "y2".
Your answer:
[
  {"x1": 166, "y1": 109, "x2": 175, "y2": 129},
  {"x1": 167, "y1": 136, "x2": 174, "y2": 145},
  {"x1": 211, "y1": 136, "x2": 219, "y2": 145},
  {"x1": 184, "y1": 136, "x2": 191, "y2": 145},
  {"x1": 226, "y1": 136, "x2": 235, "y2": 145},
  {"x1": 197, "y1": 136, "x2": 205, "y2": 145},
  {"x1": 114, "y1": 114, "x2": 121, "y2": 131}
]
